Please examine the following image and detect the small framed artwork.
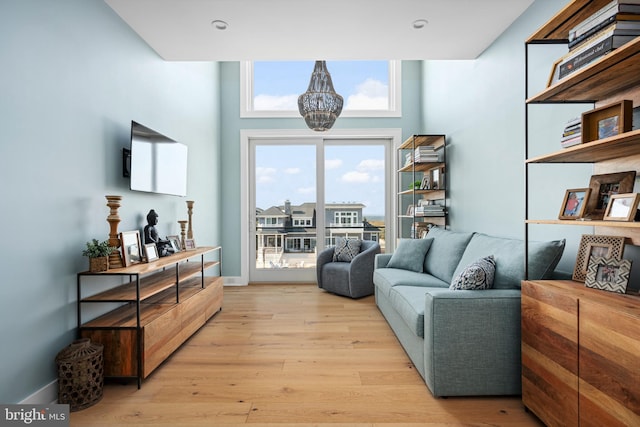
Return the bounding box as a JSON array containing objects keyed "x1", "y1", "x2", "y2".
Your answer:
[
  {"x1": 431, "y1": 168, "x2": 440, "y2": 190},
  {"x1": 184, "y1": 238, "x2": 196, "y2": 250},
  {"x1": 585, "y1": 171, "x2": 636, "y2": 219},
  {"x1": 558, "y1": 188, "x2": 590, "y2": 220},
  {"x1": 120, "y1": 230, "x2": 143, "y2": 267},
  {"x1": 420, "y1": 175, "x2": 430, "y2": 190},
  {"x1": 144, "y1": 243, "x2": 159, "y2": 262},
  {"x1": 581, "y1": 100, "x2": 632, "y2": 143},
  {"x1": 546, "y1": 58, "x2": 562, "y2": 87},
  {"x1": 603, "y1": 193, "x2": 640, "y2": 221},
  {"x1": 572, "y1": 234, "x2": 625, "y2": 282},
  {"x1": 585, "y1": 256, "x2": 632, "y2": 294},
  {"x1": 167, "y1": 235, "x2": 182, "y2": 252}
]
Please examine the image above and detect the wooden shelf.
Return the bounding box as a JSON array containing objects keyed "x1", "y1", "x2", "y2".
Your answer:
[
  {"x1": 398, "y1": 161, "x2": 444, "y2": 173},
  {"x1": 81, "y1": 261, "x2": 217, "y2": 302},
  {"x1": 526, "y1": 219, "x2": 640, "y2": 227},
  {"x1": 399, "y1": 134, "x2": 445, "y2": 150},
  {"x1": 80, "y1": 246, "x2": 220, "y2": 275},
  {"x1": 82, "y1": 276, "x2": 219, "y2": 328},
  {"x1": 527, "y1": 0, "x2": 611, "y2": 42},
  {"x1": 526, "y1": 129, "x2": 640, "y2": 163},
  {"x1": 527, "y1": 37, "x2": 640, "y2": 104}
]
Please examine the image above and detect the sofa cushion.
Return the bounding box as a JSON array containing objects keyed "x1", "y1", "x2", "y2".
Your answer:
[
  {"x1": 333, "y1": 237, "x2": 362, "y2": 262},
  {"x1": 374, "y1": 268, "x2": 449, "y2": 298},
  {"x1": 450, "y1": 255, "x2": 496, "y2": 290},
  {"x1": 423, "y1": 227, "x2": 475, "y2": 283},
  {"x1": 388, "y1": 285, "x2": 431, "y2": 338},
  {"x1": 452, "y1": 233, "x2": 565, "y2": 289},
  {"x1": 387, "y1": 238, "x2": 433, "y2": 272}
]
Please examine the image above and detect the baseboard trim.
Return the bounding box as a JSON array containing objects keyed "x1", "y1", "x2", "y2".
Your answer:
[{"x1": 20, "y1": 379, "x2": 57, "y2": 404}]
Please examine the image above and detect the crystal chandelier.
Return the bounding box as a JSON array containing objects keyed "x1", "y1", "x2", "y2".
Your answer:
[{"x1": 298, "y1": 61, "x2": 344, "y2": 131}]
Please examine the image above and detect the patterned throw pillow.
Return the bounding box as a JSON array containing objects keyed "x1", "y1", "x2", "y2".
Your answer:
[
  {"x1": 333, "y1": 238, "x2": 362, "y2": 262},
  {"x1": 450, "y1": 255, "x2": 496, "y2": 290}
]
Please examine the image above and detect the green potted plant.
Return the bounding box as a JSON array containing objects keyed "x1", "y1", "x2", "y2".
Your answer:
[{"x1": 82, "y1": 239, "x2": 117, "y2": 272}]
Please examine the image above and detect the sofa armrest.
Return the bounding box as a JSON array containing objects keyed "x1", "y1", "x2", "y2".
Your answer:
[
  {"x1": 316, "y1": 247, "x2": 335, "y2": 286},
  {"x1": 423, "y1": 288, "x2": 522, "y2": 397},
  {"x1": 375, "y1": 253, "x2": 392, "y2": 269}
]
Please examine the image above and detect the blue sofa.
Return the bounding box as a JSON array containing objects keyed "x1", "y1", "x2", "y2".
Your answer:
[{"x1": 374, "y1": 226, "x2": 565, "y2": 397}]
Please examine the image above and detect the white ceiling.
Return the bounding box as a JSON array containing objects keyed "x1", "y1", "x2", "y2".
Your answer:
[{"x1": 105, "y1": 0, "x2": 534, "y2": 61}]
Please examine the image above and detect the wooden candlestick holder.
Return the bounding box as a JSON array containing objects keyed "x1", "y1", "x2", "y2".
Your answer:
[
  {"x1": 186, "y1": 200, "x2": 194, "y2": 239},
  {"x1": 105, "y1": 195, "x2": 123, "y2": 268},
  {"x1": 178, "y1": 220, "x2": 188, "y2": 250}
]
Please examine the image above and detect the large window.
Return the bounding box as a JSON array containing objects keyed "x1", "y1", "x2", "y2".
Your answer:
[{"x1": 241, "y1": 60, "x2": 401, "y2": 118}]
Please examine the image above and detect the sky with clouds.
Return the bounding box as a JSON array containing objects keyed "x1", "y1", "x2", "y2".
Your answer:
[
  {"x1": 252, "y1": 61, "x2": 388, "y2": 217},
  {"x1": 255, "y1": 144, "x2": 385, "y2": 217}
]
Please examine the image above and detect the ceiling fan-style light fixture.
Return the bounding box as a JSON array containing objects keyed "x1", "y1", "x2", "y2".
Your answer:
[{"x1": 298, "y1": 61, "x2": 343, "y2": 131}]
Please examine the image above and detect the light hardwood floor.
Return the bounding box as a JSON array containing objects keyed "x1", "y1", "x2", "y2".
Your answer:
[{"x1": 70, "y1": 283, "x2": 544, "y2": 426}]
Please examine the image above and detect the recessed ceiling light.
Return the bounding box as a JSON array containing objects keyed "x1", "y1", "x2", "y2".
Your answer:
[
  {"x1": 412, "y1": 19, "x2": 428, "y2": 29},
  {"x1": 211, "y1": 20, "x2": 228, "y2": 30}
]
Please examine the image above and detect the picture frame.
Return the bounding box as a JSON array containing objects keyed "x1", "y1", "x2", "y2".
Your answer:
[
  {"x1": 558, "y1": 188, "x2": 590, "y2": 220},
  {"x1": 585, "y1": 171, "x2": 636, "y2": 220},
  {"x1": 581, "y1": 100, "x2": 633, "y2": 143},
  {"x1": 431, "y1": 168, "x2": 440, "y2": 190},
  {"x1": 144, "y1": 243, "x2": 159, "y2": 262},
  {"x1": 119, "y1": 230, "x2": 143, "y2": 267},
  {"x1": 546, "y1": 57, "x2": 562, "y2": 87},
  {"x1": 572, "y1": 234, "x2": 625, "y2": 282},
  {"x1": 184, "y1": 238, "x2": 196, "y2": 250},
  {"x1": 585, "y1": 256, "x2": 632, "y2": 294},
  {"x1": 420, "y1": 175, "x2": 430, "y2": 190},
  {"x1": 167, "y1": 235, "x2": 182, "y2": 252},
  {"x1": 603, "y1": 193, "x2": 640, "y2": 222}
]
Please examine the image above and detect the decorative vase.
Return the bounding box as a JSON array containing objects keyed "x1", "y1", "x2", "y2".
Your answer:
[{"x1": 89, "y1": 256, "x2": 108, "y2": 273}]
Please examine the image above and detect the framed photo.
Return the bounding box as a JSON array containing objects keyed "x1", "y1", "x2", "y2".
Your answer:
[
  {"x1": 144, "y1": 243, "x2": 159, "y2": 262},
  {"x1": 572, "y1": 234, "x2": 625, "y2": 282},
  {"x1": 585, "y1": 256, "x2": 632, "y2": 294},
  {"x1": 167, "y1": 235, "x2": 182, "y2": 252},
  {"x1": 603, "y1": 193, "x2": 640, "y2": 221},
  {"x1": 558, "y1": 188, "x2": 590, "y2": 220},
  {"x1": 585, "y1": 171, "x2": 636, "y2": 220},
  {"x1": 119, "y1": 230, "x2": 142, "y2": 267},
  {"x1": 581, "y1": 100, "x2": 632, "y2": 143},
  {"x1": 420, "y1": 175, "x2": 430, "y2": 190},
  {"x1": 184, "y1": 238, "x2": 196, "y2": 250},
  {"x1": 431, "y1": 168, "x2": 440, "y2": 190},
  {"x1": 546, "y1": 58, "x2": 562, "y2": 87}
]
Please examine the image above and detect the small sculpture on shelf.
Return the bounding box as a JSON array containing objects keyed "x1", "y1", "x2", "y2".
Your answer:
[{"x1": 143, "y1": 209, "x2": 173, "y2": 257}]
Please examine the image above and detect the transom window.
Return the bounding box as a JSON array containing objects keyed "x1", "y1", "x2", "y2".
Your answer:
[{"x1": 241, "y1": 60, "x2": 401, "y2": 118}]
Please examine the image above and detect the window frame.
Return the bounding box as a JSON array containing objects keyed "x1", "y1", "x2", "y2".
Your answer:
[{"x1": 240, "y1": 60, "x2": 402, "y2": 118}]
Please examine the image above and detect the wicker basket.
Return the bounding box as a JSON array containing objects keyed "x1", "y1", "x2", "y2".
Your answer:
[
  {"x1": 55, "y1": 338, "x2": 104, "y2": 411},
  {"x1": 89, "y1": 256, "x2": 108, "y2": 273}
]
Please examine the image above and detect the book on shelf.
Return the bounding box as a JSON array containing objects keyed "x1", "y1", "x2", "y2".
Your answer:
[
  {"x1": 569, "y1": 17, "x2": 640, "y2": 48},
  {"x1": 569, "y1": 0, "x2": 640, "y2": 44},
  {"x1": 560, "y1": 116, "x2": 582, "y2": 148},
  {"x1": 558, "y1": 28, "x2": 639, "y2": 78}
]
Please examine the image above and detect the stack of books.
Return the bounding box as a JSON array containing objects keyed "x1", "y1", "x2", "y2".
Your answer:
[
  {"x1": 560, "y1": 117, "x2": 582, "y2": 148},
  {"x1": 414, "y1": 146, "x2": 440, "y2": 163},
  {"x1": 557, "y1": 1, "x2": 640, "y2": 80},
  {"x1": 415, "y1": 203, "x2": 445, "y2": 217}
]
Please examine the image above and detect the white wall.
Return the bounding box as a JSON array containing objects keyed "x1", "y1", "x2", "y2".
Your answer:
[{"x1": 0, "y1": 0, "x2": 221, "y2": 403}]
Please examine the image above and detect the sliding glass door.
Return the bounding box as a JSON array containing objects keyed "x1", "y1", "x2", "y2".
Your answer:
[{"x1": 244, "y1": 131, "x2": 396, "y2": 284}]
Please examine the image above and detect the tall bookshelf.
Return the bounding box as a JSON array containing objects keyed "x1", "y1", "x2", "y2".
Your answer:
[
  {"x1": 396, "y1": 134, "x2": 447, "y2": 239},
  {"x1": 523, "y1": 1, "x2": 640, "y2": 425}
]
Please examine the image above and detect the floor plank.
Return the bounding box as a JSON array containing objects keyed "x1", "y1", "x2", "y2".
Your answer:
[{"x1": 70, "y1": 283, "x2": 543, "y2": 426}]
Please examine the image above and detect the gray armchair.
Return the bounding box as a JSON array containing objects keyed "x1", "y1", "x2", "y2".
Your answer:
[{"x1": 316, "y1": 240, "x2": 381, "y2": 298}]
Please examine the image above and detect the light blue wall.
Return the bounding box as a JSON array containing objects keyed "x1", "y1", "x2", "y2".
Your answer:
[
  {"x1": 421, "y1": 0, "x2": 593, "y2": 272},
  {"x1": 219, "y1": 61, "x2": 424, "y2": 276},
  {"x1": 0, "y1": 0, "x2": 221, "y2": 403}
]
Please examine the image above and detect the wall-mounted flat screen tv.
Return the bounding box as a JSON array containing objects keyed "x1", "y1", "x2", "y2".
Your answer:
[{"x1": 128, "y1": 121, "x2": 188, "y2": 197}]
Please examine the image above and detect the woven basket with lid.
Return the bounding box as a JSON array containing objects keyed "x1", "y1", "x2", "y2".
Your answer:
[{"x1": 55, "y1": 338, "x2": 104, "y2": 411}]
